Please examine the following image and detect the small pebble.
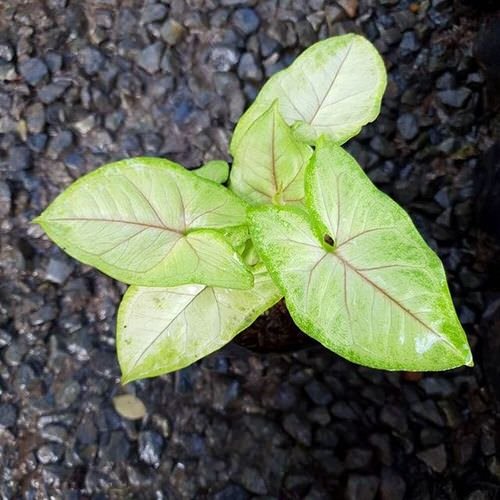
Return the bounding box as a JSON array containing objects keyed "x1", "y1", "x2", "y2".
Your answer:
[
  {"x1": 417, "y1": 444, "x2": 447, "y2": 473},
  {"x1": 138, "y1": 431, "x2": 164, "y2": 466},
  {"x1": 112, "y1": 394, "x2": 147, "y2": 420},
  {"x1": 141, "y1": 4, "x2": 168, "y2": 24},
  {"x1": 19, "y1": 58, "x2": 48, "y2": 86},
  {"x1": 160, "y1": 19, "x2": 185, "y2": 45},
  {"x1": 232, "y1": 8, "x2": 260, "y2": 36},
  {"x1": 136, "y1": 42, "x2": 164, "y2": 74}
]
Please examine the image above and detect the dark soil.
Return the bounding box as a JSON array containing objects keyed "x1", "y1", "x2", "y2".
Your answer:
[
  {"x1": 234, "y1": 301, "x2": 316, "y2": 353},
  {"x1": 1, "y1": 0, "x2": 500, "y2": 499}
]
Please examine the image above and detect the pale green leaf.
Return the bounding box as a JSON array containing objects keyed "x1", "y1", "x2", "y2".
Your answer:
[
  {"x1": 249, "y1": 142, "x2": 472, "y2": 371},
  {"x1": 193, "y1": 160, "x2": 230, "y2": 184},
  {"x1": 35, "y1": 157, "x2": 253, "y2": 289},
  {"x1": 231, "y1": 34, "x2": 387, "y2": 150},
  {"x1": 117, "y1": 265, "x2": 282, "y2": 382},
  {"x1": 230, "y1": 101, "x2": 313, "y2": 206}
]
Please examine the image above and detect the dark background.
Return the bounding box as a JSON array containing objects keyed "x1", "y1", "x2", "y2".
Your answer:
[{"x1": 1, "y1": 0, "x2": 500, "y2": 498}]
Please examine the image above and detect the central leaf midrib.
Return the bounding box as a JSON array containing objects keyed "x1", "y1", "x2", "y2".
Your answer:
[
  {"x1": 47, "y1": 216, "x2": 184, "y2": 235},
  {"x1": 308, "y1": 41, "x2": 354, "y2": 126},
  {"x1": 332, "y1": 249, "x2": 462, "y2": 356}
]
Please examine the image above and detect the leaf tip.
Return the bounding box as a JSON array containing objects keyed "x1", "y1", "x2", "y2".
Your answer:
[{"x1": 464, "y1": 350, "x2": 474, "y2": 368}]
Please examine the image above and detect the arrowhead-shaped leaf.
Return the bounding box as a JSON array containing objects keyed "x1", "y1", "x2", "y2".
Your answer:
[
  {"x1": 117, "y1": 265, "x2": 282, "y2": 382},
  {"x1": 35, "y1": 157, "x2": 253, "y2": 289},
  {"x1": 193, "y1": 160, "x2": 230, "y2": 184},
  {"x1": 230, "y1": 101, "x2": 313, "y2": 206},
  {"x1": 231, "y1": 34, "x2": 387, "y2": 151},
  {"x1": 249, "y1": 141, "x2": 472, "y2": 371}
]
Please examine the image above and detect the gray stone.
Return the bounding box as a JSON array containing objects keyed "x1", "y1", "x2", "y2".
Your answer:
[
  {"x1": 270, "y1": 383, "x2": 298, "y2": 411},
  {"x1": 8, "y1": 146, "x2": 32, "y2": 170},
  {"x1": 283, "y1": 414, "x2": 312, "y2": 446},
  {"x1": 331, "y1": 401, "x2": 358, "y2": 420},
  {"x1": 380, "y1": 405, "x2": 408, "y2": 432},
  {"x1": 160, "y1": 19, "x2": 185, "y2": 45},
  {"x1": 19, "y1": 58, "x2": 48, "y2": 85},
  {"x1": 38, "y1": 81, "x2": 71, "y2": 104},
  {"x1": 240, "y1": 467, "x2": 267, "y2": 495},
  {"x1": 419, "y1": 377, "x2": 455, "y2": 398},
  {"x1": 25, "y1": 103, "x2": 46, "y2": 134},
  {"x1": 369, "y1": 433, "x2": 393, "y2": 466},
  {"x1": 78, "y1": 47, "x2": 105, "y2": 75},
  {"x1": 40, "y1": 425, "x2": 68, "y2": 444},
  {"x1": 76, "y1": 415, "x2": 98, "y2": 445},
  {"x1": 392, "y1": 10, "x2": 417, "y2": 31},
  {"x1": 0, "y1": 63, "x2": 17, "y2": 81},
  {"x1": 27, "y1": 133, "x2": 47, "y2": 152},
  {"x1": 232, "y1": 8, "x2": 260, "y2": 36},
  {"x1": 411, "y1": 399, "x2": 444, "y2": 426},
  {"x1": 47, "y1": 130, "x2": 73, "y2": 159},
  {"x1": 141, "y1": 4, "x2": 168, "y2": 24},
  {"x1": 417, "y1": 444, "x2": 447, "y2": 473},
  {"x1": 72, "y1": 115, "x2": 96, "y2": 135},
  {"x1": 436, "y1": 72, "x2": 455, "y2": 90},
  {"x1": 237, "y1": 52, "x2": 263, "y2": 81},
  {"x1": 370, "y1": 136, "x2": 396, "y2": 158},
  {"x1": 0, "y1": 43, "x2": 14, "y2": 62},
  {"x1": 4, "y1": 340, "x2": 27, "y2": 366},
  {"x1": 210, "y1": 46, "x2": 239, "y2": 71},
  {"x1": 36, "y1": 443, "x2": 64, "y2": 464},
  {"x1": 55, "y1": 380, "x2": 81, "y2": 408},
  {"x1": 400, "y1": 31, "x2": 420, "y2": 53},
  {"x1": 46, "y1": 258, "x2": 73, "y2": 284},
  {"x1": 345, "y1": 448, "x2": 373, "y2": 470},
  {"x1": 438, "y1": 88, "x2": 472, "y2": 108},
  {"x1": 305, "y1": 380, "x2": 333, "y2": 405},
  {"x1": 346, "y1": 474, "x2": 379, "y2": 500},
  {"x1": 434, "y1": 187, "x2": 450, "y2": 208},
  {"x1": 45, "y1": 52, "x2": 63, "y2": 73},
  {"x1": 213, "y1": 484, "x2": 249, "y2": 500},
  {"x1": 100, "y1": 431, "x2": 130, "y2": 463},
  {"x1": 0, "y1": 181, "x2": 11, "y2": 218},
  {"x1": 0, "y1": 404, "x2": 17, "y2": 428},
  {"x1": 307, "y1": 12, "x2": 325, "y2": 32},
  {"x1": 337, "y1": 0, "x2": 358, "y2": 18},
  {"x1": 138, "y1": 430, "x2": 164, "y2": 466},
  {"x1": 136, "y1": 42, "x2": 164, "y2": 74},
  {"x1": 307, "y1": 407, "x2": 331, "y2": 426},
  {"x1": 105, "y1": 110, "x2": 125, "y2": 131},
  {"x1": 397, "y1": 112, "x2": 419, "y2": 140}
]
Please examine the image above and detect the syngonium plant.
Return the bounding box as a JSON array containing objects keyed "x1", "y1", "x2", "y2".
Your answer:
[{"x1": 34, "y1": 34, "x2": 473, "y2": 383}]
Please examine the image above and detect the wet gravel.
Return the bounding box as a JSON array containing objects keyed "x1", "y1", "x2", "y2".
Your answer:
[{"x1": 1, "y1": 0, "x2": 500, "y2": 498}]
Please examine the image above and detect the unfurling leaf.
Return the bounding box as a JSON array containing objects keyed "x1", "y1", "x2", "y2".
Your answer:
[
  {"x1": 35, "y1": 157, "x2": 253, "y2": 289},
  {"x1": 193, "y1": 160, "x2": 230, "y2": 184},
  {"x1": 117, "y1": 265, "x2": 282, "y2": 382},
  {"x1": 230, "y1": 101, "x2": 313, "y2": 206},
  {"x1": 249, "y1": 140, "x2": 472, "y2": 371},
  {"x1": 231, "y1": 33, "x2": 387, "y2": 150}
]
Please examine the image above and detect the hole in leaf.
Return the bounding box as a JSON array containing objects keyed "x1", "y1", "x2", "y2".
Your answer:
[{"x1": 323, "y1": 234, "x2": 334, "y2": 247}]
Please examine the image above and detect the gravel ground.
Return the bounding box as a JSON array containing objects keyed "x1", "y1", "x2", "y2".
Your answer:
[{"x1": 1, "y1": 0, "x2": 500, "y2": 498}]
